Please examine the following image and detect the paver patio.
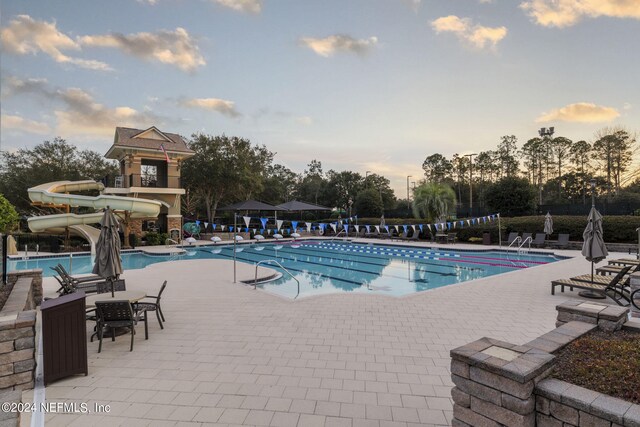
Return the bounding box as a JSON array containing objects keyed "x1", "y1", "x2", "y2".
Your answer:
[{"x1": 23, "y1": 244, "x2": 618, "y2": 426}]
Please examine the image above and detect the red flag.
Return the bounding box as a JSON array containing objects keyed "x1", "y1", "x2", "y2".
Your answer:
[{"x1": 159, "y1": 143, "x2": 170, "y2": 163}]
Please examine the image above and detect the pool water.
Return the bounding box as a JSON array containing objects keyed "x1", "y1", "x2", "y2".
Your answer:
[{"x1": 9, "y1": 240, "x2": 564, "y2": 298}]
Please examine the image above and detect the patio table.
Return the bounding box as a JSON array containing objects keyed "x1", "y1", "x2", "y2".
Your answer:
[{"x1": 85, "y1": 291, "x2": 146, "y2": 309}]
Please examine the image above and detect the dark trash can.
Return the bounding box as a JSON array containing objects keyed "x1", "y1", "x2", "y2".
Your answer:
[
  {"x1": 483, "y1": 232, "x2": 491, "y2": 245},
  {"x1": 41, "y1": 291, "x2": 88, "y2": 385}
]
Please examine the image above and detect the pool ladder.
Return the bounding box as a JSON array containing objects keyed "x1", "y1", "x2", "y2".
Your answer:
[
  {"x1": 254, "y1": 259, "x2": 300, "y2": 299},
  {"x1": 330, "y1": 229, "x2": 347, "y2": 242},
  {"x1": 506, "y1": 237, "x2": 528, "y2": 267},
  {"x1": 518, "y1": 236, "x2": 532, "y2": 254}
]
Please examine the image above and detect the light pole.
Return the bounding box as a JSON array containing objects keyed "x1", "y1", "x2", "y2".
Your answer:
[
  {"x1": 464, "y1": 153, "x2": 476, "y2": 216},
  {"x1": 365, "y1": 171, "x2": 371, "y2": 188},
  {"x1": 407, "y1": 175, "x2": 412, "y2": 209}
]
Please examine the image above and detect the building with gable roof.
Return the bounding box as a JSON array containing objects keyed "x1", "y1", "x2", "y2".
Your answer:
[{"x1": 103, "y1": 126, "x2": 195, "y2": 240}]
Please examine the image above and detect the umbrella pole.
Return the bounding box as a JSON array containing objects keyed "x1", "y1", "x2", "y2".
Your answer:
[{"x1": 111, "y1": 277, "x2": 115, "y2": 298}]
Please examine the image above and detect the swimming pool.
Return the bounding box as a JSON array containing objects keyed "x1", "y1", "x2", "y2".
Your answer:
[{"x1": 9, "y1": 240, "x2": 565, "y2": 298}]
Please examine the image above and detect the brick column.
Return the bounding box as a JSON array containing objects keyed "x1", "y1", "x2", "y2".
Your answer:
[{"x1": 450, "y1": 338, "x2": 555, "y2": 427}]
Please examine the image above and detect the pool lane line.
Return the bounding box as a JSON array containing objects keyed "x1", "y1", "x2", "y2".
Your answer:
[
  {"x1": 280, "y1": 244, "x2": 484, "y2": 272},
  {"x1": 311, "y1": 244, "x2": 546, "y2": 267},
  {"x1": 218, "y1": 245, "x2": 460, "y2": 278},
  {"x1": 313, "y1": 242, "x2": 549, "y2": 266},
  {"x1": 210, "y1": 247, "x2": 458, "y2": 286}
]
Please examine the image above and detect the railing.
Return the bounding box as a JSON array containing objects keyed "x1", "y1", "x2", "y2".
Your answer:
[
  {"x1": 506, "y1": 236, "x2": 526, "y2": 268},
  {"x1": 507, "y1": 236, "x2": 522, "y2": 250},
  {"x1": 254, "y1": 259, "x2": 300, "y2": 298},
  {"x1": 518, "y1": 236, "x2": 532, "y2": 254},
  {"x1": 331, "y1": 229, "x2": 347, "y2": 242},
  {"x1": 104, "y1": 174, "x2": 181, "y2": 189}
]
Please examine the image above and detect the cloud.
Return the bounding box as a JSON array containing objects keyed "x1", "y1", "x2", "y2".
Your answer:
[
  {"x1": 300, "y1": 34, "x2": 379, "y2": 57},
  {"x1": 520, "y1": 0, "x2": 640, "y2": 27},
  {"x1": 431, "y1": 15, "x2": 507, "y2": 49},
  {"x1": 212, "y1": 0, "x2": 262, "y2": 13},
  {"x1": 180, "y1": 97, "x2": 241, "y2": 117},
  {"x1": 623, "y1": 102, "x2": 632, "y2": 110},
  {"x1": 0, "y1": 114, "x2": 51, "y2": 134},
  {"x1": 79, "y1": 27, "x2": 205, "y2": 72},
  {"x1": 296, "y1": 116, "x2": 313, "y2": 125},
  {"x1": 536, "y1": 102, "x2": 620, "y2": 123},
  {"x1": 3, "y1": 76, "x2": 159, "y2": 137},
  {"x1": 0, "y1": 15, "x2": 111, "y2": 70}
]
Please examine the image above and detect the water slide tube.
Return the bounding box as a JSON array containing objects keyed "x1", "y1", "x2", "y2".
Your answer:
[{"x1": 27, "y1": 180, "x2": 162, "y2": 249}]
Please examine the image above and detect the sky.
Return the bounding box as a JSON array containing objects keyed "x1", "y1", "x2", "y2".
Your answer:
[{"x1": 1, "y1": 0, "x2": 639, "y2": 196}]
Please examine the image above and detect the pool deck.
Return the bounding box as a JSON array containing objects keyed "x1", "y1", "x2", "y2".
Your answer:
[{"x1": 23, "y1": 242, "x2": 629, "y2": 427}]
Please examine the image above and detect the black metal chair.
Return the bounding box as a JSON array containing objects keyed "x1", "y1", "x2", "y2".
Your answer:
[
  {"x1": 134, "y1": 281, "x2": 167, "y2": 329},
  {"x1": 95, "y1": 300, "x2": 147, "y2": 352},
  {"x1": 95, "y1": 280, "x2": 126, "y2": 294}
]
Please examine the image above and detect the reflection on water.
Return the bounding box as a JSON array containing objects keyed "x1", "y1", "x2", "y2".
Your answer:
[{"x1": 9, "y1": 241, "x2": 559, "y2": 298}]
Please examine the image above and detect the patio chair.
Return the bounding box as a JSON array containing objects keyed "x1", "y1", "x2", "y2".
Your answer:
[
  {"x1": 394, "y1": 231, "x2": 409, "y2": 241},
  {"x1": 506, "y1": 232, "x2": 519, "y2": 245},
  {"x1": 406, "y1": 230, "x2": 421, "y2": 242},
  {"x1": 134, "y1": 280, "x2": 167, "y2": 329},
  {"x1": 550, "y1": 233, "x2": 570, "y2": 249},
  {"x1": 365, "y1": 229, "x2": 380, "y2": 238},
  {"x1": 520, "y1": 233, "x2": 533, "y2": 243},
  {"x1": 531, "y1": 233, "x2": 546, "y2": 248},
  {"x1": 447, "y1": 233, "x2": 457, "y2": 243},
  {"x1": 95, "y1": 280, "x2": 126, "y2": 294},
  {"x1": 95, "y1": 300, "x2": 148, "y2": 352},
  {"x1": 551, "y1": 265, "x2": 632, "y2": 306}
]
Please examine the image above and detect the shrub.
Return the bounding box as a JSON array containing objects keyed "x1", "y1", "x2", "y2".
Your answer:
[
  {"x1": 484, "y1": 177, "x2": 536, "y2": 216},
  {"x1": 355, "y1": 189, "x2": 383, "y2": 218},
  {"x1": 145, "y1": 232, "x2": 160, "y2": 246}
]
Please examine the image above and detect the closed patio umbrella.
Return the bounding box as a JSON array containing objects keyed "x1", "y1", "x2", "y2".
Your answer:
[
  {"x1": 380, "y1": 215, "x2": 385, "y2": 229},
  {"x1": 580, "y1": 206, "x2": 608, "y2": 298},
  {"x1": 92, "y1": 207, "x2": 123, "y2": 297},
  {"x1": 544, "y1": 212, "x2": 553, "y2": 235}
]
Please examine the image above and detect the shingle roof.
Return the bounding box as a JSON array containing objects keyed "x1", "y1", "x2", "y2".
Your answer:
[{"x1": 113, "y1": 126, "x2": 194, "y2": 153}]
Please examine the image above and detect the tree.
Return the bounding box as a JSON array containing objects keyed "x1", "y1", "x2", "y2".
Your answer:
[
  {"x1": 412, "y1": 182, "x2": 456, "y2": 222},
  {"x1": 181, "y1": 134, "x2": 274, "y2": 223},
  {"x1": 569, "y1": 140, "x2": 591, "y2": 204},
  {"x1": 364, "y1": 173, "x2": 396, "y2": 210},
  {"x1": 297, "y1": 160, "x2": 326, "y2": 205},
  {"x1": 550, "y1": 136, "x2": 573, "y2": 198},
  {"x1": 0, "y1": 194, "x2": 19, "y2": 233},
  {"x1": 451, "y1": 154, "x2": 469, "y2": 206},
  {"x1": 592, "y1": 127, "x2": 636, "y2": 191},
  {"x1": 354, "y1": 188, "x2": 383, "y2": 218},
  {"x1": 0, "y1": 138, "x2": 118, "y2": 213},
  {"x1": 496, "y1": 135, "x2": 520, "y2": 178},
  {"x1": 520, "y1": 138, "x2": 546, "y2": 187},
  {"x1": 484, "y1": 177, "x2": 536, "y2": 217},
  {"x1": 323, "y1": 170, "x2": 363, "y2": 212},
  {"x1": 421, "y1": 154, "x2": 452, "y2": 183},
  {"x1": 259, "y1": 164, "x2": 299, "y2": 204}
]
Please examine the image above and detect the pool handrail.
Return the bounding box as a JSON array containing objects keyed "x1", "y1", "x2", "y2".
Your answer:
[{"x1": 254, "y1": 259, "x2": 300, "y2": 298}]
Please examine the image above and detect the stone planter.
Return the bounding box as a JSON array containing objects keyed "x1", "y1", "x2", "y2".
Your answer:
[{"x1": 451, "y1": 301, "x2": 640, "y2": 427}]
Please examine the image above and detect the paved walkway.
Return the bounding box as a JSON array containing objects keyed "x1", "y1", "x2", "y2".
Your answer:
[{"x1": 27, "y1": 246, "x2": 616, "y2": 426}]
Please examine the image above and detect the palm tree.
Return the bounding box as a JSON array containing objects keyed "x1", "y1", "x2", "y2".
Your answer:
[{"x1": 412, "y1": 182, "x2": 456, "y2": 222}]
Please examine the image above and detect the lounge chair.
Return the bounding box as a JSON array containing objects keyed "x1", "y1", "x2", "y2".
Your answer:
[
  {"x1": 520, "y1": 233, "x2": 533, "y2": 243},
  {"x1": 447, "y1": 233, "x2": 457, "y2": 244},
  {"x1": 551, "y1": 265, "x2": 631, "y2": 305},
  {"x1": 550, "y1": 233, "x2": 570, "y2": 249},
  {"x1": 95, "y1": 300, "x2": 148, "y2": 352},
  {"x1": 506, "y1": 232, "x2": 519, "y2": 245},
  {"x1": 596, "y1": 263, "x2": 640, "y2": 276},
  {"x1": 134, "y1": 281, "x2": 167, "y2": 329},
  {"x1": 608, "y1": 258, "x2": 640, "y2": 267},
  {"x1": 406, "y1": 230, "x2": 420, "y2": 242},
  {"x1": 394, "y1": 231, "x2": 409, "y2": 241},
  {"x1": 55, "y1": 264, "x2": 102, "y2": 284},
  {"x1": 531, "y1": 233, "x2": 546, "y2": 248},
  {"x1": 51, "y1": 265, "x2": 104, "y2": 295}
]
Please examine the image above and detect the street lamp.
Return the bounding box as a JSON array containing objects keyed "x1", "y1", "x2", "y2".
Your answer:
[
  {"x1": 464, "y1": 153, "x2": 476, "y2": 215},
  {"x1": 365, "y1": 171, "x2": 371, "y2": 187},
  {"x1": 407, "y1": 176, "x2": 412, "y2": 209}
]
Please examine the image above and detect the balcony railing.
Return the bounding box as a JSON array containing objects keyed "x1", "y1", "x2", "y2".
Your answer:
[{"x1": 104, "y1": 174, "x2": 181, "y2": 189}]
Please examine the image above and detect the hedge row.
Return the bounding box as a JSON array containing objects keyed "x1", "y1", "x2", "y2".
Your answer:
[{"x1": 355, "y1": 216, "x2": 640, "y2": 243}]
